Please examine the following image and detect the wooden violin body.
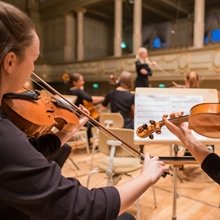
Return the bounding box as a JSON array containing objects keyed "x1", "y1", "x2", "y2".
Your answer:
[
  {"x1": 2, "y1": 90, "x2": 79, "y2": 137},
  {"x1": 136, "y1": 103, "x2": 220, "y2": 139},
  {"x1": 83, "y1": 100, "x2": 99, "y2": 120}
]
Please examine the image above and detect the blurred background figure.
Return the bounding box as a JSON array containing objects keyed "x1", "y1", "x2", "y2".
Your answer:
[
  {"x1": 185, "y1": 71, "x2": 200, "y2": 88},
  {"x1": 67, "y1": 72, "x2": 104, "y2": 145},
  {"x1": 101, "y1": 71, "x2": 134, "y2": 129},
  {"x1": 172, "y1": 71, "x2": 200, "y2": 88},
  {"x1": 67, "y1": 72, "x2": 104, "y2": 119},
  {"x1": 135, "y1": 47, "x2": 156, "y2": 88}
]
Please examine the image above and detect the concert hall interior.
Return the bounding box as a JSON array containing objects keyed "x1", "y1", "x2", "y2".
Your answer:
[{"x1": 1, "y1": 0, "x2": 220, "y2": 220}]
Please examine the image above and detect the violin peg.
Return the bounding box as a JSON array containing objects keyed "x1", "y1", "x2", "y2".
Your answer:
[
  {"x1": 142, "y1": 124, "x2": 148, "y2": 130},
  {"x1": 149, "y1": 134, "x2": 154, "y2": 139},
  {"x1": 156, "y1": 130, "x2": 161, "y2": 134},
  {"x1": 149, "y1": 120, "x2": 156, "y2": 125}
]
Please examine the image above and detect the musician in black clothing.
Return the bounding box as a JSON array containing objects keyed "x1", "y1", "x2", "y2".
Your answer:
[
  {"x1": 67, "y1": 72, "x2": 104, "y2": 144},
  {"x1": 68, "y1": 72, "x2": 104, "y2": 107},
  {"x1": 0, "y1": 2, "x2": 169, "y2": 219},
  {"x1": 135, "y1": 47, "x2": 156, "y2": 88},
  {"x1": 102, "y1": 71, "x2": 134, "y2": 129}
]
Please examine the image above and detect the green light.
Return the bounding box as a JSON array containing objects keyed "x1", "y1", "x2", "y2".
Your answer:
[
  {"x1": 121, "y1": 41, "x2": 127, "y2": 49},
  {"x1": 159, "y1": 83, "x2": 166, "y2": 88},
  {"x1": 92, "y1": 83, "x2": 99, "y2": 89}
]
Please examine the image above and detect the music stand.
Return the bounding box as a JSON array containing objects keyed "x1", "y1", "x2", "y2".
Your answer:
[{"x1": 134, "y1": 87, "x2": 220, "y2": 219}]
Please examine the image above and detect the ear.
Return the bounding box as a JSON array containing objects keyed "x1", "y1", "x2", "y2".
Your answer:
[{"x1": 2, "y1": 52, "x2": 17, "y2": 75}]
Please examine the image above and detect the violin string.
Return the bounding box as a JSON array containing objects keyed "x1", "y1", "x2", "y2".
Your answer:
[
  {"x1": 30, "y1": 76, "x2": 83, "y2": 119},
  {"x1": 30, "y1": 72, "x2": 141, "y2": 159}
]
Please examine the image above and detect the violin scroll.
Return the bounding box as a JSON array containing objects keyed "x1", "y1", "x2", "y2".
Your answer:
[{"x1": 136, "y1": 120, "x2": 164, "y2": 139}]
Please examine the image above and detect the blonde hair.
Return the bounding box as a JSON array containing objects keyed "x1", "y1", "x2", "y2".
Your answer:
[
  {"x1": 185, "y1": 71, "x2": 199, "y2": 88},
  {"x1": 136, "y1": 47, "x2": 151, "y2": 64},
  {"x1": 118, "y1": 71, "x2": 134, "y2": 91}
]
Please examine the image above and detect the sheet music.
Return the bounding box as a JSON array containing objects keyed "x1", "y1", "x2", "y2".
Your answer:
[{"x1": 134, "y1": 88, "x2": 219, "y2": 143}]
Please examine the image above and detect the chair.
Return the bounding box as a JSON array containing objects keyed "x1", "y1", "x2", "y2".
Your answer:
[
  {"x1": 86, "y1": 128, "x2": 157, "y2": 218},
  {"x1": 99, "y1": 112, "x2": 124, "y2": 128},
  {"x1": 67, "y1": 127, "x2": 90, "y2": 154},
  {"x1": 89, "y1": 113, "x2": 124, "y2": 154},
  {"x1": 62, "y1": 95, "x2": 77, "y2": 105}
]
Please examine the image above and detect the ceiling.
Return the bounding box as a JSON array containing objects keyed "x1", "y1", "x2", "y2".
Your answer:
[{"x1": 85, "y1": 0, "x2": 220, "y2": 25}]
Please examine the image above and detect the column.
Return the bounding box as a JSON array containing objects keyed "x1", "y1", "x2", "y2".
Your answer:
[
  {"x1": 193, "y1": 0, "x2": 205, "y2": 48},
  {"x1": 64, "y1": 12, "x2": 75, "y2": 62},
  {"x1": 133, "y1": 0, "x2": 142, "y2": 54},
  {"x1": 114, "y1": 0, "x2": 123, "y2": 57},
  {"x1": 76, "y1": 9, "x2": 86, "y2": 61}
]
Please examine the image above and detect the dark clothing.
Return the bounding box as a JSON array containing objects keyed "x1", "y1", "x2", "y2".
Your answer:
[
  {"x1": 29, "y1": 134, "x2": 61, "y2": 160},
  {"x1": 29, "y1": 134, "x2": 71, "y2": 168},
  {"x1": 69, "y1": 88, "x2": 92, "y2": 107},
  {"x1": 0, "y1": 107, "x2": 120, "y2": 220},
  {"x1": 201, "y1": 153, "x2": 220, "y2": 184},
  {"x1": 102, "y1": 90, "x2": 134, "y2": 129},
  {"x1": 117, "y1": 212, "x2": 136, "y2": 220},
  {"x1": 68, "y1": 88, "x2": 94, "y2": 144},
  {"x1": 135, "y1": 60, "x2": 152, "y2": 87}
]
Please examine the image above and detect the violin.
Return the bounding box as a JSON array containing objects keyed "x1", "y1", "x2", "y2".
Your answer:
[
  {"x1": 3, "y1": 72, "x2": 170, "y2": 177},
  {"x1": 136, "y1": 102, "x2": 220, "y2": 139},
  {"x1": 83, "y1": 100, "x2": 99, "y2": 120},
  {"x1": 2, "y1": 89, "x2": 79, "y2": 138}
]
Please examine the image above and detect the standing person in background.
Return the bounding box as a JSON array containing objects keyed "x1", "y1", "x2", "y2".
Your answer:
[
  {"x1": 101, "y1": 71, "x2": 135, "y2": 129},
  {"x1": 0, "y1": 2, "x2": 169, "y2": 219},
  {"x1": 135, "y1": 47, "x2": 156, "y2": 88}
]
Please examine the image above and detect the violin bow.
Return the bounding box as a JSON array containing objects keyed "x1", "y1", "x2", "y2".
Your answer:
[
  {"x1": 31, "y1": 72, "x2": 171, "y2": 177},
  {"x1": 31, "y1": 72, "x2": 141, "y2": 158}
]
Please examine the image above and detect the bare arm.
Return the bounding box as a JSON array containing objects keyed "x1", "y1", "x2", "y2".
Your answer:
[
  {"x1": 92, "y1": 96, "x2": 104, "y2": 104},
  {"x1": 163, "y1": 112, "x2": 211, "y2": 164},
  {"x1": 115, "y1": 153, "x2": 168, "y2": 213}
]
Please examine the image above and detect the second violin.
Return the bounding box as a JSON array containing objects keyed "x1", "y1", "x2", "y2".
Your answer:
[{"x1": 136, "y1": 102, "x2": 220, "y2": 139}]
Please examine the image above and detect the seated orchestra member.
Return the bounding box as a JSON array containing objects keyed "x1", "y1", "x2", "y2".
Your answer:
[
  {"x1": 101, "y1": 71, "x2": 135, "y2": 129},
  {"x1": 172, "y1": 71, "x2": 200, "y2": 88},
  {"x1": 0, "y1": 2, "x2": 169, "y2": 219},
  {"x1": 163, "y1": 112, "x2": 220, "y2": 184},
  {"x1": 68, "y1": 72, "x2": 104, "y2": 111},
  {"x1": 67, "y1": 72, "x2": 104, "y2": 144}
]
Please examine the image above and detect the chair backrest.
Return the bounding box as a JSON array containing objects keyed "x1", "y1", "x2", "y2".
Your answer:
[
  {"x1": 99, "y1": 112, "x2": 124, "y2": 128},
  {"x1": 99, "y1": 128, "x2": 140, "y2": 157},
  {"x1": 62, "y1": 95, "x2": 77, "y2": 105},
  {"x1": 67, "y1": 127, "x2": 89, "y2": 153}
]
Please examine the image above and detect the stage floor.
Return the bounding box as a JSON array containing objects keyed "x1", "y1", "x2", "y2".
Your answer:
[{"x1": 62, "y1": 143, "x2": 220, "y2": 220}]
